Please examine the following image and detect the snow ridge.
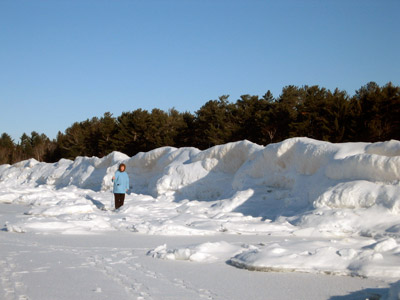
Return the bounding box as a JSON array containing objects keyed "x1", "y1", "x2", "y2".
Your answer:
[{"x1": 1, "y1": 137, "x2": 400, "y2": 280}]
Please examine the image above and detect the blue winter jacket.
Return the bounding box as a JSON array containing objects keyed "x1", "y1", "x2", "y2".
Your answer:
[{"x1": 112, "y1": 171, "x2": 130, "y2": 194}]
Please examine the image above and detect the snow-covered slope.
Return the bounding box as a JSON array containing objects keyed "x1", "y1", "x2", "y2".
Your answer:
[{"x1": 1, "y1": 137, "x2": 400, "y2": 280}]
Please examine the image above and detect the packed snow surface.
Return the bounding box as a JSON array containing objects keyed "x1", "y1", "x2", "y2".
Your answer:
[{"x1": 1, "y1": 137, "x2": 400, "y2": 296}]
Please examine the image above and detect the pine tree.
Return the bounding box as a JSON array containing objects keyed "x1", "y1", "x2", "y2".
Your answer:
[
  {"x1": 97, "y1": 112, "x2": 118, "y2": 157},
  {"x1": 233, "y1": 93, "x2": 274, "y2": 145},
  {"x1": 0, "y1": 133, "x2": 14, "y2": 164},
  {"x1": 194, "y1": 96, "x2": 237, "y2": 149},
  {"x1": 275, "y1": 85, "x2": 305, "y2": 140},
  {"x1": 381, "y1": 82, "x2": 400, "y2": 140}
]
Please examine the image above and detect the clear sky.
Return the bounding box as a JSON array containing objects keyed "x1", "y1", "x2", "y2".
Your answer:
[{"x1": 1, "y1": 0, "x2": 399, "y2": 142}]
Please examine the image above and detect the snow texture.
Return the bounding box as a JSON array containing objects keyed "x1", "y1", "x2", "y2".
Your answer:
[{"x1": 1, "y1": 137, "x2": 400, "y2": 289}]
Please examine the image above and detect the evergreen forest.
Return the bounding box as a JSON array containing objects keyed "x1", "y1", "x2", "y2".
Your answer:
[{"x1": 1, "y1": 81, "x2": 399, "y2": 165}]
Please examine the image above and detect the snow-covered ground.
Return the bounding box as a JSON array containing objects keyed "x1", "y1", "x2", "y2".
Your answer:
[{"x1": 1, "y1": 137, "x2": 400, "y2": 299}]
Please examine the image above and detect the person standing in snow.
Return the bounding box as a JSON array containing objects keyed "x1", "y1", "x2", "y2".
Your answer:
[{"x1": 112, "y1": 163, "x2": 129, "y2": 209}]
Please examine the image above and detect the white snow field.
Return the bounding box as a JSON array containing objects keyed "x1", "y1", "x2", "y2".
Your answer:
[{"x1": 1, "y1": 137, "x2": 400, "y2": 299}]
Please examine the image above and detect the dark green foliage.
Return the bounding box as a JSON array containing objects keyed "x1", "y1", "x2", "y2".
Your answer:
[
  {"x1": 0, "y1": 133, "x2": 14, "y2": 164},
  {"x1": 174, "y1": 111, "x2": 196, "y2": 148},
  {"x1": 288, "y1": 86, "x2": 350, "y2": 142},
  {"x1": 1, "y1": 82, "x2": 399, "y2": 164},
  {"x1": 0, "y1": 132, "x2": 54, "y2": 164},
  {"x1": 275, "y1": 85, "x2": 305, "y2": 140},
  {"x1": 232, "y1": 93, "x2": 275, "y2": 145},
  {"x1": 194, "y1": 96, "x2": 238, "y2": 149},
  {"x1": 354, "y1": 82, "x2": 400, "y2": 142}
]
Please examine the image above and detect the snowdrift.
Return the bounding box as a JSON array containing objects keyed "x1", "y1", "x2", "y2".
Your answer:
[
  {"x1": 1, "y1": 137, "x2": 400, "y2": 279},
  {"x1": 1, "y1": 138, "x2": 399, "y2": 217}
]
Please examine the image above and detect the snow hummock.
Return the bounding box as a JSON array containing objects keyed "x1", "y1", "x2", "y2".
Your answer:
[{"x1": 1, "y1": 137, "x2": 400, "y2": 285}]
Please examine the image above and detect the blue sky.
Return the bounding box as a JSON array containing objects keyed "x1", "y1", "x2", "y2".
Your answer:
[{"x1": 1, "y1": 0, "x2": 399, "y2": 142}]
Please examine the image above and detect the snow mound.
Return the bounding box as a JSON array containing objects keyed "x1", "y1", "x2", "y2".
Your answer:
[
  {"x1": 1, "y1": 137, "x2": 399, "y2": 234},
  {"x1": 1, "y1": 137, "x2": 400, "y2": 279},
  {"x1": 228, "y1": 237, "x2": 400, "y2": 278},
  {"x1": 147, "y1": 241, "x2": 247, "y2": 262}
]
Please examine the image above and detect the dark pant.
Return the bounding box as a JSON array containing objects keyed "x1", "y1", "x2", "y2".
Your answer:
[{"x1": 114, "y1": 193, "x2": 125, "y2": 209}]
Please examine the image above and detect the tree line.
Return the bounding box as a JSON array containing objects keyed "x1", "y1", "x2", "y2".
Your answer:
[{"x1": 1, "y1": 81, "x2": 399, "y2": 165}]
